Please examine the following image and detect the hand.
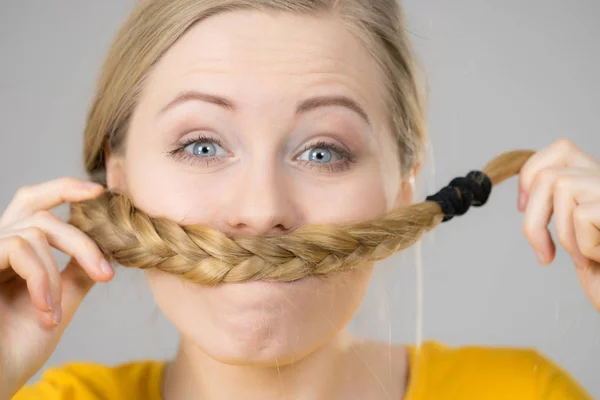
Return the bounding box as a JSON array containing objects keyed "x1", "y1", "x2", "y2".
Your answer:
[
  {"x1": 518, "y1": 139, "x2": 600, "y2": 311},
  {"x1": 0, "y1": 178, "x2": 114, "y2": 398}
]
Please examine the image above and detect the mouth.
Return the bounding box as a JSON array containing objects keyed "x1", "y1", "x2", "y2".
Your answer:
[{"x1": 254, "y1": 275, "x2": 312, "y2": 285}]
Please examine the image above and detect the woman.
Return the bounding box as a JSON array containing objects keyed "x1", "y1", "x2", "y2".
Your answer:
[{"x1": 1, "y1": 0, "x2": 599, "y2": 399}]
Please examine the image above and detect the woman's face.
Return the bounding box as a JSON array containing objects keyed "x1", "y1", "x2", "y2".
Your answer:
[{"x1": 107, "y1": 10, "x2": 412, "y2": 366}]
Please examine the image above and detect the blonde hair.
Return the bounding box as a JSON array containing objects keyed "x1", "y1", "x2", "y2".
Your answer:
[
  {"x1": 84, "y1": 0, "x2": 427, "y2": 184},
  {"x1": 70, "y1": 150, "x2": 534, "y2": 285},
  {"x1": 74, "y1": 0, "x2": 534, "y2": 284}
]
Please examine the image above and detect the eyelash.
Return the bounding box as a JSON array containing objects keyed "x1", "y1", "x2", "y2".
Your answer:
[
  {"x1": 167, "y1": 134, "x2": 225, "y2": 167},
  {"x1": 166, "y1": 134, "x2": 358, "y2": 172},
  {"x1": 297, "y1": 140, "x2": 357, "y2": 172}
]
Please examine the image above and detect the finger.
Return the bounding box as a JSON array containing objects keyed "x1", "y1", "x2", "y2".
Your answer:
[
  {"x1": 553, "y1": 179, "x2": 588, "y2": 267},
  {"x1": 522, "y1": 168, "x2": 599, "y2": 263},
  {"x1": 518, "y1": 139, "x2": 599, "y2": 211},
  {"x1": 58, "y1": 258, "x2": 98, "y2": 326},
  {"x1": 10, "y1": 211, "x2": 113, "y2": 282},
  {"x1": 553, "y1": 172, "x2": 600, "y2": 268},
  {"x1": 15, "y1": 227, "x2": 63, "y2": 324},
  {"x1": 1, "y1": 177, "x2": 104, "y2": 226},
  {"x1": 574, "y1": 261, "x2": 600, "y2": 312},
  {"x1": 0, "y1": 236, "x2": 52, "y2": 313},
  {"x1": 34, "y1": 307, "x2": 59, "y2": 327},
  {"x1": 522, "y1": 168, "x2": 560, "y2": 264},
  {"x1": 573, "y1": 203, "x2": 600, "y2": 264}
]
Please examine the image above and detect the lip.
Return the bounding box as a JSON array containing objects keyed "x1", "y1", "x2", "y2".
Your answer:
[{"x1": 253, "y1": 276, "x2": 310, "y2": 285}]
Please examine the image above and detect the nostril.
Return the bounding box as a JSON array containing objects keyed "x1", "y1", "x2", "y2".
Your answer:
[{"x1": 227, "y1": 222, "x2": 289, "y2": 236}]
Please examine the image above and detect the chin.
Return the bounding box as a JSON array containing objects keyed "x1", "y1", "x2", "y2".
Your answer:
[
  {"x1": 195, "y1": 324, "x2": 305, "y2": 367},
  {"x1": 189, "y1": 277, "x2": 326, "y2": 366},
  {"x1": 148, "y1": 267, "x2": 374, "y2": 366}
]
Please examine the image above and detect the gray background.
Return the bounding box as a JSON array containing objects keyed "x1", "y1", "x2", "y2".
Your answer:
[{"x1": 1, "y1": 0, "x2": 599, "y2": 397}]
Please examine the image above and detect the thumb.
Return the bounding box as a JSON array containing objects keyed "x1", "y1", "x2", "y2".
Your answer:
[
  {"x1": 574, "y1": 260, "x2": 600, "y2": 312},
  {"x1": 58, "y1": 258, "x2": 102, "y2": 325}
]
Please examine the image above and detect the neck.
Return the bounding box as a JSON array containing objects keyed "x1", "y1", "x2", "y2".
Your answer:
[{"x1": 162, "y1": 330, "x2": 409, "y2": 400}]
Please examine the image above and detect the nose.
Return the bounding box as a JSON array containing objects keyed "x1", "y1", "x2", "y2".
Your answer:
[{"x1": 223, "y1": 164, "x2": 300, "y2": 236}]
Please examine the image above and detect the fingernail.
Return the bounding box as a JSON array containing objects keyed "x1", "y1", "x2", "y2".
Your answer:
[
  {"x1": 537, "y1": 251, "x2": 547, "y2": 265},
  {"x1": 100, "y1": 259, "x2": 113, "y2": 275},
  {"x1": 52, "y1": 304, "x2": 62, "y2": 325},
  {"x1": 46, "y1": 293, "x2": 54, "y2": 311}
]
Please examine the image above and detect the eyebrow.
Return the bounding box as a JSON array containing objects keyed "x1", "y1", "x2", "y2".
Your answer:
[
  {"x1": 159, "y1": 90, "x2": 370, "y2": 125},
  {"x1": 296, "y1": 96, "x2": 370, "y2": 125},
  {"x1": 159, "y1": 91, "x2": 235, "y2": 114}
]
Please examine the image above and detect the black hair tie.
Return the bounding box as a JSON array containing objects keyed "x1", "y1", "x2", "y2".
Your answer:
[{"x1": 425, "y1": 171, "x2": 492, "y2": 222}]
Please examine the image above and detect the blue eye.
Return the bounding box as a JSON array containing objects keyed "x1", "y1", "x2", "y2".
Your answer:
[
  {"x1": 168, "y1": 136, "x2": 355, "y2": 172},
  {"x1": 185, "y1": 140, "x2": 227, "y2": 157},
  {"x1": 298, "y1": 146, "x2": 342, "y2": 163}
]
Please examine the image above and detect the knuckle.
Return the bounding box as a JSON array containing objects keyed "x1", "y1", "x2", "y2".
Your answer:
[
  {"x1": 22, "y1": 227, "x2": 46, "y2": 242},
  {"x1": 572, "y1": 208, "x2": 593, "y2": 257},
  {"x1": 522, "y1": 220, "x2": 536, "y2": 239},
  {"x1": 34, "y1": 210, "x2": 59, "y2": 223},
  {"x1": 7, "y1": 235, "x2": 30, "y2": 252},
  {"x1": 573, "y1": 207, "x2": 586, "y2": 224},
  {"x1": 554, "y1": 138, "x2": 575, "y2": 150},
  {"x1": 64, "y1": 233, "x2": 100, "y2": 265},
  {"x1": 537, "y1": 167, "x2": 556, "y2": 183},
  {"x1": 14, "y1": 185, "x2": 34, "y2": 206},
  {"x1": 556, "y1": 231, "x2": 573, "y2": 252},
  {"x1": 578, "y1": 240, "x2": 595, "y2": 259},
  {"x1": 82, "y1": 240, "x2": 102, "y2": 260},
  {"x1": 531, "y1": 168, "x2": 560, "y2": 192},
  {"x1": 73, "y1": 226, "x2": 98, "y2": 247}
]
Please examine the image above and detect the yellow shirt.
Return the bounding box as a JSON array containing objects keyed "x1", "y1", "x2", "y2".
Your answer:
[{"x1": 13, "y1": 342, "x2": 592, "y2": 399}]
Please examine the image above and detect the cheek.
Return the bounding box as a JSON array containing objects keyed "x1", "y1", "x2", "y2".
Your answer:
[
  {"x1": 122, "y1": 116, "x2": 398, "y2": 225},
  {"x1": 123, "y1": 150, "x2": 393, "y2": 226},
  {"x1": 146, "y1": 265, "x2": 374, "y2": 365},
  {"x1": 122, "y1": 147, "x2": 228, "y2": 221},
  {"x1": 124, "y1": 126, "x2": 388, "y2": 364},
  {"x1": 295, "y1": 164, "x2": 393, "y2": 225}
]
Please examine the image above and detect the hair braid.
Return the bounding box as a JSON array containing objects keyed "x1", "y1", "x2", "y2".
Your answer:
[{"x1": 69, "y1": 150, "x2": 534, "y2": 285}]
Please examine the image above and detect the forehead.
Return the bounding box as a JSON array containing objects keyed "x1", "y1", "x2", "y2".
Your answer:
[{"x1": 143, "y1": 10, "x2": 388, "y2": 120}]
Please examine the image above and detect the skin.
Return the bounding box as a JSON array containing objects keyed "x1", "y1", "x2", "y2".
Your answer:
[
  {"x1": 0, "y1": 9, "x2": 599, "y2": 400},
  {"x1": 518, "y1": 139, "x2": 600, "y2": 307},
  {"x1": 107, "y1": 11, "x2": 412, "y2": 400}
]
